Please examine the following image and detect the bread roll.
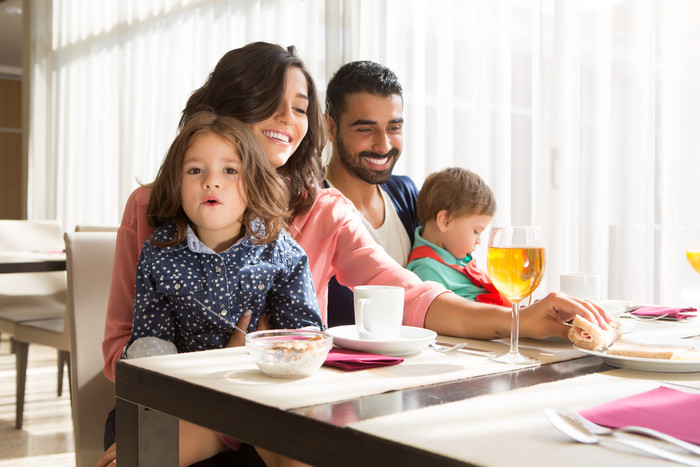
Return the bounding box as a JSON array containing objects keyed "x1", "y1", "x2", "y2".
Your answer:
[{"x1": 608, "y1": 340, "x2": 700, "y2": 360}]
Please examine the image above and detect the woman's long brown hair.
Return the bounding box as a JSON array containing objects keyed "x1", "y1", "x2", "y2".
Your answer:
[
  {"x1": 180, "y1": 42, "x2": 325, "y2": 220},
  {"x1": 147, "y1": 111, "x2": 289, "y2": 247}
]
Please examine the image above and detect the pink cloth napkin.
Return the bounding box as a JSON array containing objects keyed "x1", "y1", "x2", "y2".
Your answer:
[
  {"x1": 323, "y1": 348, "x2": 404, "y2": 371},
  {"x1": 631, "y1": 305, "x2": 697, "y2": 320},
  {"x1": 579, "y1": 386, "x2": 700, "y2": 445}
]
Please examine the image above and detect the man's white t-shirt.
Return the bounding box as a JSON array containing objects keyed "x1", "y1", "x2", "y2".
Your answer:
[
  {"x1": 361, "y1": 187, "x2": 412, "y2": 267},
  {"x1": 325, "y1": 181, "x2": 412, "y2": 266}
]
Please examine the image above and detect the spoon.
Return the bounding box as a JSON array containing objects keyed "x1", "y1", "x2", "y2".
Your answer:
[
  {"x1": 191, "y1": 295, "x2": 248, "y2": 335},
  {"x1": 544, "y1": 408, "x2": 700, "y2": 466},
  {"x1": 430, "y1": 342, "x2": 493, "y2": 357}
]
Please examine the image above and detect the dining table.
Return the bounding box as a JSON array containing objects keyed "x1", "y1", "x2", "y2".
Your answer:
[
  {"x1": 0, "y1": 250, "x2": 67, "y2": 274},
  {"x1": 115, "y1": 314, "x2": 700, "y2": 466}
]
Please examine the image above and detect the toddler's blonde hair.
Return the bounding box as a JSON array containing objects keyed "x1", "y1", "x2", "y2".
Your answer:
[{"x1": 417, "y1": 167, "x2": 496, "y2": 224}]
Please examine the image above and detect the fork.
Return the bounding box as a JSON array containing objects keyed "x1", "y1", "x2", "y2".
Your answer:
[
  {"x1": 430, "y1": 342, "x2": 493, "y2": 357},
  {"x1": 564, "y1": 409, "x2": 700, "y2": 456}
]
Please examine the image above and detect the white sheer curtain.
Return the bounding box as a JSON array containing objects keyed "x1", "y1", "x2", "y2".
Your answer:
[
  {"x1": 26, "y1": 0, "x2": 328, "y2": 227},
  {"x1": 328, "y1": 0, "x2": 700, "y2": 305},
  {"x1": 27, "y1": 0, "x2": 700, "y2": 305}
]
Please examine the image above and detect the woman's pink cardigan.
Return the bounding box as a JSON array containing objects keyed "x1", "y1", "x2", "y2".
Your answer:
[{"x1": 102, "y1": 186, "x2": 446, "y2": 381}]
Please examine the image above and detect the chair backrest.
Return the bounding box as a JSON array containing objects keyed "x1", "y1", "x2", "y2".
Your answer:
[
  {"x1": 64, "y1": 231, "x2": 117, "y2": 467},
  {"x1": 0, "y1": 220, "x2": 66, "y2": 296}
]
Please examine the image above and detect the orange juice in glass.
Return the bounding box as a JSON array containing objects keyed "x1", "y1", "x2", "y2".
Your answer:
[
  {"x1": 686, "y1": 225, "x2": 700, "y2": 274},
  {"x1": 487, "y1": 247, "x2": 545, "y2": 302},
  {"x1": 487, "y1": 226, "x2": 545, "y2": 364}
]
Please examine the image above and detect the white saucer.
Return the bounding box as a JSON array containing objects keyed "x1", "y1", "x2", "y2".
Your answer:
[{"x1": 325, "y1": 325, "x2": 437, "y2": 357}]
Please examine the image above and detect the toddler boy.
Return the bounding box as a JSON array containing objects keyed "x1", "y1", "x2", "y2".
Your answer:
[{"x1": 406, "y1": 167, "x2": 509, "y2": 305}]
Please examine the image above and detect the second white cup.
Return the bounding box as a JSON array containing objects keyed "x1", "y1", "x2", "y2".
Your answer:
[
  {"x1": 560, "y1": 272, "x2": 601, "y2": 302},
  {"x1": 354, "y1": 285, "x2": 404, "y2": 340}
]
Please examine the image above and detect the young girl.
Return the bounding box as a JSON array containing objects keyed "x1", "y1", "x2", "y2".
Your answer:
[
  {"x1": 407, "y1": 167, "x2": 510, "y2": 306},
  {"x1": 124, "y1": 110, "x2": 322, "y2": 359}
]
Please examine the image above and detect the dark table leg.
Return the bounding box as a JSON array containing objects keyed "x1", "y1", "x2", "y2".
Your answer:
[{"x1": 117, "y1": 397, "x2": 179, "y2": 466}]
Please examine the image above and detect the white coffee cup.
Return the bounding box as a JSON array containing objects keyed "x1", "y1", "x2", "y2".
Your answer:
[
  {"x1": 560, "y1": 272, "x2": 601, "y2": 302},
  {"x1": 354, "y1": 285, "x2": 404, "y2": 340}
]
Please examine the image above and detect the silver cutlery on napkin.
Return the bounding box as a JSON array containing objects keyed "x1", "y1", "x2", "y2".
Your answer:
[
  {"x1": 563, "y1": 408, "x2": 700, "y2": 456},
  {"x1": 620, "y1": 305, "x2": 697, "y2": 321},
  {"x1": 544, "y1": 408, "x2": 700, "y2": 466}
]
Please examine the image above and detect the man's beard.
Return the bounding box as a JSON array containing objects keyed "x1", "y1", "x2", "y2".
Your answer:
[{"x1": 336, "y1": 135, "x2": 400, "y2": 185}]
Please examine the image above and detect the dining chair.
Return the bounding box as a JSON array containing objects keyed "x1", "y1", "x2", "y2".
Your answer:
[
  {"x1": 0, "y1": 220, "x2": 67, "y2": 429},
  {"x1": 12, "y1": 314, "x2": 71, "y2": 428},
  {"x1": 63, "y1": 231, "x2": 116, "y2": 467},
  {"x1": 0, "y1": 220, "x2": 67, "y2": 342}
]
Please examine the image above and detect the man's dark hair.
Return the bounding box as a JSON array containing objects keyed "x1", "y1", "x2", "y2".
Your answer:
[{"x1": 325, "y1": 61, "x2": 403, "y2": 124}]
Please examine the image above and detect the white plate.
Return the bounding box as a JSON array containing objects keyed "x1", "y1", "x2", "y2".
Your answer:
[
  {"x1": 619, "y1": 320, "x2": 637, "y2": 333},
  {"x1": 325, "y1": 325, "x2": 437, "y2": 357},
  {"x1": 601, "y1": 300, "x2": 628, "y2": 318},
  {"x1": 577, "y1": 347, "x2": 700, "y2": 373},
  {"x1": 623, "y1": 335, "x2": 700, "y2": 347}
]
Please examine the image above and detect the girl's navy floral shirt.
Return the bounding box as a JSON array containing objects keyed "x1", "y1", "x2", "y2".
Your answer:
[{"x1": 125, "y1": 221, "x2": 322, "y2": 355}]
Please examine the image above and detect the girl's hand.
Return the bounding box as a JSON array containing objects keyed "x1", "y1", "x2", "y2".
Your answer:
[
  {"x1": 95, "y1": 442, "x2": 116, "y2": 467},
  {"x1": 226, "y1": 310, "x2": 251, "y2": 347},
  {"x1": 225, "y1": 311, "x2": 271, "y2": 347}
]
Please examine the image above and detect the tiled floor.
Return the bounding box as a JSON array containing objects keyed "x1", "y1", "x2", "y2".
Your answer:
[{"x1": 0, "y1": 336, "x2": 75, "y2": 466}]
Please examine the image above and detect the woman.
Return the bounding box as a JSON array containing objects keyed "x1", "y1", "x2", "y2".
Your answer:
[{"x1": 100, "y1": 41, "x2": 610, "y2": 466}]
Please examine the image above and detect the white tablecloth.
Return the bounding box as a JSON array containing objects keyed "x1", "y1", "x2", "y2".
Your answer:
[
  {"x1": 347, "y1": 370, "x2": 700, "y2": 467},
  {"x1": 124, "y1": 336, "x2": 584, "y2": 410}
]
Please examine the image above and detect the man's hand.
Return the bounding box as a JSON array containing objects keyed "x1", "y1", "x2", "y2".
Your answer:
[{"x1": 520, "y1": 291, "x2": 611, "y2": 340}]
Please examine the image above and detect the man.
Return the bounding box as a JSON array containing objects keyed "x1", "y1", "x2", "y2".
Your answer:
[
  {"x1": 321, "y1": 60, "x2": 610, "y2": 343},
  {"x1": 324, "y1": 61, "x2": 419, "y2": 326}
]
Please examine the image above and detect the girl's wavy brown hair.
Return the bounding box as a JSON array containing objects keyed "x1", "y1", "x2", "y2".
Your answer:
[
  {"x1": 147, "y1": 111, "x2": 290, "y2": 247},
  {"x1": 180, "y1": 42, "x2": 326, "y2": 220}
]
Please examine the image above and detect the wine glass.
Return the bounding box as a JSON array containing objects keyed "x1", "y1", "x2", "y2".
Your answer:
[
  {"x1": 686, "y1": 225, "x2": 700, "y2": 275},
  {"x1": 487, "y1": 226, "x2": 546, "y2": 364}
]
